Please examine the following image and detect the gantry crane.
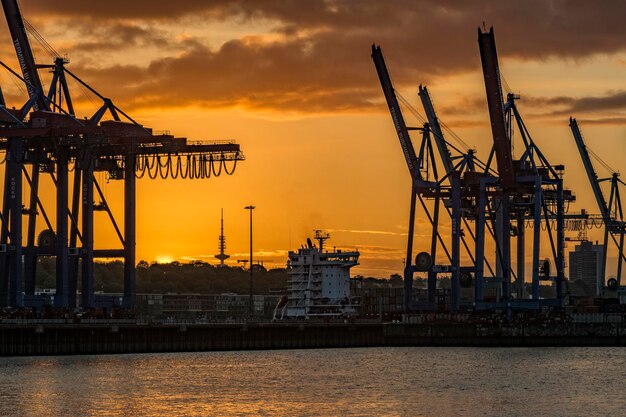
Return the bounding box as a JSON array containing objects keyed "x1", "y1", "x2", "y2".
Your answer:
[
  {"x1": 0, "y1": 0, "x2": 244, "y2": 309},
  {"x1": 372, "y1": 45, "x2": 494, "y2": 311},
  {"x1": 371, "y1": 44, "x2": 432, "y2": 310},
  {"x1": 373, "y1": 27, "x2": 581, "y2": 312},
  {"x1": 477, "y1": 26, "x2": 578, "y2": 305},
  {"x1": 569, "y1": 118, "x2": 626, "y2": 292}
]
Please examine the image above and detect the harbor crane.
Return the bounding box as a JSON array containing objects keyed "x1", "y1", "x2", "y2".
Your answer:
[
  {"x1": 477, "y1": 26, "x2": 574, "y2": 304},
  {"x1": 372, "y1": 45, "x2": 494, "y2": 311},
  {"x1": 569, "y1": 118, "x2": 626, "y2": 291},
  {"x1": 371, "y1": 44, "x2": 432, "y2": 309},
  {"x1": 0, "y1": 0, "x2": 244, "y2": 310},
  {"x1": 373, "y1": 27, "x2": 582, "y2": 312}
]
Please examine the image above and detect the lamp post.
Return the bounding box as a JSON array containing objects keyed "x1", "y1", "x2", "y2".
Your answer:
[{"x1": 244, "y1": 205, "x2": 255, "y2": 318}]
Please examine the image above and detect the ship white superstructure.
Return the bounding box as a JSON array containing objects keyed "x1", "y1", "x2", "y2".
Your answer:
[{"x1": 285, "y1": 231, "x2": 359, "y2": 318}]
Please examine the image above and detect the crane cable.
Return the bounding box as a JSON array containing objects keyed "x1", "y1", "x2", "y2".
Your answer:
[
  {"x1": 396, "y1": 90, "x2": 473, "y2": 154},
  {"x1": 23, "y1": 14, "x2": 101, "y2": 112},
  {"x1": 23, "y1": 17, "x2": 60, "y2": 59},
  {"x1": 501, "y1": 73, "x2": 513, "y2": 95},
  {"x1": 395, "y1": 90, "x2": 498, "y2": 175},
  {"x1": 0, "y1": 63, "x2": 28, "y2": 98},
  {"x1": 133, "y1": 153, "x2": 238, "y2": 179},
  {"x1": 587, "y1": 145, "x2": 617, "y2": 175}
]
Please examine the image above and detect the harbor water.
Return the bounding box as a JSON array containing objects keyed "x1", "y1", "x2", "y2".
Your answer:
[{"x1": 0, "y1": 347, "x2": 624, "y2": 416}]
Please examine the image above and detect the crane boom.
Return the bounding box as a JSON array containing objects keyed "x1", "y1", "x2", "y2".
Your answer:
[
  {"x1": 418, "y1": 85, "x2": 454, "y2": 174},
  {"x1": 1, "y1": 0, "x2": 47, "y2": 111},
  {"x1": 371, "y1": 44, "x2": 421, "y2": 180},
  {"x1": 477, "y1": 27, "x2": 515, "y2": 189},
  {"x1": 569, "y1": 117, "x2": 610, "y2": 220}
]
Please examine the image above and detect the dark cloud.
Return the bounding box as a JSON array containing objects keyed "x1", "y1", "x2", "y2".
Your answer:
[
  {"x1": 70, "y1": 23, "x2": 173, "y2": 52},
  {"x1": 576, "y1": 117, "x2": 626, "y2": 125},
  {"x1": 439, "y1": 96, "x2": 487, "y2": 117},
  {"x1": 558, "y1": 92, "x2": 626, "y2": 114},
  {"x1": 23, "y1": 0, "x2": 626, "y2": 60},
  {"x1": 23, "y1": 1, "x2": 231, "y2": 20},
  {"x1": 67, "y1": 37, "x2": 385, "y2": 113},
  {"x1": 2, "y1": 1, "x2": 626, "y2": 114},
  {"x1": 524, "y1": 91, "x2": 626, "y2": 118},
  {"x1": 427, "y1": 90, "x2": 626, "y2": 124}
]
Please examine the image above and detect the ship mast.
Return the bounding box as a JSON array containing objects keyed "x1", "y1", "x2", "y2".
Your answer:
[{"x1": 314, "y1": 230, "x2": 330, "y2": 252}]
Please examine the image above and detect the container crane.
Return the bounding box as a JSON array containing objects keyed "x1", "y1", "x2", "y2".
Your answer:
[
  {"x1": 372, "y1": 27, "x2": 583, "y2": 313},
  {"x1": 476, "y1": 26, "x2": 577, "y2": 305},
  {"x1": 371, "y1": 44, "x2": 427, "y2": 310},
  {"x1": 569, "y1": 117, "x2": 626, "y2": 291},
  {"x1": 0, "y1": 0, "x2": 244, "y2": 310},
  {"x1": 372, "y1": 45, "x2": 484, "y2": 311}
]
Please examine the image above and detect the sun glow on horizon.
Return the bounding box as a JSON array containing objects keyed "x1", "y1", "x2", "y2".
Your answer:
[{"x1": 155, "y1": 255, "x2": 174, "y2": 264}]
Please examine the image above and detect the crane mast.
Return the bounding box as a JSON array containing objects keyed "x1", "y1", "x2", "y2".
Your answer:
[
  {"x1": 371, "y1": 45, "x2": 421, "y2": 180},
  {"x1": 1, "y1": 0, "x2": 47, "y2": 112},
  {"x1": 477, "y1": 27, "x2": 515, "y2": 189},
  {"x1": 418, "y1": 85, "x2": 454, "y2": 174}
]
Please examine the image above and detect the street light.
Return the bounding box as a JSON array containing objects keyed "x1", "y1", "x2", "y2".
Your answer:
[{"x1": 244, "y1": 205, "x2": 255, "y2": 318}]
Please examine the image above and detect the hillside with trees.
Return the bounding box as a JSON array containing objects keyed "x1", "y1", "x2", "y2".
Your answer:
[{"x1": 34, "y1": 258, "x2": 289, "y2": 294}]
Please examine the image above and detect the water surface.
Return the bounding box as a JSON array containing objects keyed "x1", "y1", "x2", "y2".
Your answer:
[{"x1": 0, "y1": 347, "x2": 624, "y2": 416}]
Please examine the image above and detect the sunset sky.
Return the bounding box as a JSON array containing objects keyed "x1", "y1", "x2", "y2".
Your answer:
[{"x1": 2, "y1": 0, "x2": 626, "y2": 278}]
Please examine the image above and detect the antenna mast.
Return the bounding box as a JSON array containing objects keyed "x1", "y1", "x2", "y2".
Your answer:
[
  {"x1": 314, "y1": 229, "x2": 330, "y2": 252},
  {"x1": 215, "y1": 209, "x2": 230, "y2": 266}
]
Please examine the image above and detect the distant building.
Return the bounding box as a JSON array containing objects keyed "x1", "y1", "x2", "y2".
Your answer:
[
  {"x1": 136, "y1": 293, "x2": 280, "y2": 321},
  {"x1": 569, "y1": 241, "x2": 604, "y2": 296}
]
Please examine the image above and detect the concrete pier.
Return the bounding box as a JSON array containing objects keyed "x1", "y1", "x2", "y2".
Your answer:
[{"x1": 1, "y1": 321, "x2": 625, "y2": 356}]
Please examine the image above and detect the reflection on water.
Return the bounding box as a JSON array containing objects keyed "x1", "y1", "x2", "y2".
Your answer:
[{"x1": 0, "y1": 347, "x2": 624, "y2": 416}]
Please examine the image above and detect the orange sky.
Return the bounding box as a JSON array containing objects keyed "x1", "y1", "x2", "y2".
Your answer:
[{"x1": 2, "y1": 1, "x2": 626, "y2": 278}]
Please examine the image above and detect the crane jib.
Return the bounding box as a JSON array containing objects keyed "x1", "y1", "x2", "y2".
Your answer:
[
  {"x1": 13, "y1": 39, "x2": 34, "y2": 99},
  {"x1": 2, "y1": 0, "x2": 47, "y2": 111},
  {"x1": 390, "y1": 106, "x2": 415, "y2": 174},
  {"x1": 478, "y1": 27, "x2": 515, "y2": 189},
  {"x1": 371, "y1": 44, "x2": 420, "y2": 181}
]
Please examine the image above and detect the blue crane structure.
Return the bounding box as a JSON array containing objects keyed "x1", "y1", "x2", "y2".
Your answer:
[
  {"x1": 0, "y1": 0, "x2": 244, "y2": 310},
  {"x1": 372, "y1": 44, "x2": 495, "y2": 311},
  {"x1": 569, "y1": 118, "x2": 626, "y2": 291},
  {"x1": 371, "y1": 44, "x2": 433, "y2": 310},
  {"x1": 373, "y1": 27, "x2": 583, "y2": 312},
  {"x1": 478, "y1": 27, "x2": 579, "y2": 306}
]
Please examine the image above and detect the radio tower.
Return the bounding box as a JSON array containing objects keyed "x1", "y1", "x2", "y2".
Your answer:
[{"x1": 215, "y1": 209, "x2": 230, "y2": 267}]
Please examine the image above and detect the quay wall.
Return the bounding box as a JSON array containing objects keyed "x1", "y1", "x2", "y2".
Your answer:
[{"x1": 1, "y1": 322, "x2": 625, "y2": 356}]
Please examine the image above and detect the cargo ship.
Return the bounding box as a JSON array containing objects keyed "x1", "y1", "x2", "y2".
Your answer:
[{"x1": 274, "y1": 231, "x2": 360, "y2": 319}]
